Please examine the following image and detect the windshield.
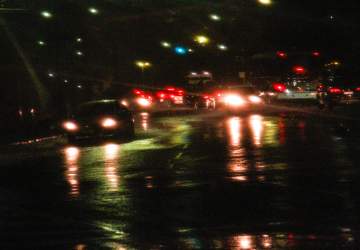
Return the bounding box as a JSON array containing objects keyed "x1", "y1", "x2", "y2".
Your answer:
[{"x1": 76, "y1": 101, "x2": 119, "y2": 117}]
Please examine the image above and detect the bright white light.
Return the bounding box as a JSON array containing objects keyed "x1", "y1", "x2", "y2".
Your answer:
[
  {"x1": 77, "y1": 85, "x2": 82, "y2": 89},
  {"x1": 64, "y1": 79, "x2": 68, "y2": 83},
  {"x1": 209, "y1": 14, "x2": 221, "y2": 21},
  {"x1": 224, "y1": 95, "x2": 246, "y2": 106},
  {"x1": 89, "y1": 7, "x2": 99, "y2": 14},
  {"x1": 190, "y1": 72, "x2": 197, "y2": 76},
  {"x1": 63, "y1": 121, "x2": 78, "y2": 131},
  {"x1": 101, "y1": 118, "x2": 118, "y2": 128},
  {"x1": 161, "y1": 41, "x2": 171, "y2": 48},
  {"x1": 218, "y1": 44, "x2": 228, "y2": 50},
  {"x1": 258, "y1": 0, "x2": 272, "y2": 5},
  {"x1": 76, "y1": 50, "x2": 83, "y2": 56},
  {"x1": 203, "y1": 71, "x2": 210, "y2": 75},
  {"x1": 38, "y1": 40, "x2": 45, "y2": 46},
  {"x1": 41, "y1": 11, "x2": 52, "y2": 18},
  {"x1": 48, "y1": 72, "x2": 55, "y2": 78},
  {"x1": 137, "y1": 98, "x2": 151, "y2": 107},
  {"x1": 121, "y1": 100, "x2": 129, "y2": 107},
  {"x1": 249, "y1": 95, "x2": 262, "y2": 104},
  {"x1": 76, "y1": 37, "x2": 83, "y2": 43},
  {"x1": 188, "y1": 48, "x2": 194, "y2": 53}
]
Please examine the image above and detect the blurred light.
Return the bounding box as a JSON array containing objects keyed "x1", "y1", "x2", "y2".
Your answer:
[
  {"x1": 273, "y1": 82, "x2": 286, "y2": 92},
  {"x1": 258, "y1": 0, "x2": 272, "y2": 5},
  {"x1": 77, "y1": 85, "x2": 82, "y2": 89},
  {"x1": 89, "y1": 7, "x2": 99, "y2": 14},
  {"x1": 203, "y1": 71, "x2": 210, "y2": 76},
  {"x1": 249, "y1": 95, "x2": 262, "y2": 104},
  {"x1": 194, "y1": 35, "x2": 210, "y2": 45},
  {"x1": 41, "y1": 11, "x2": 52, "y2": 18},
  {"x1": 63, "y1": 121, "x2": 78, "y2": 131},
  {"x1": 277, "y1": 51, "x2": 287, "y2": 58},
  {"x1": 64, "y1": 79, "x2": 68, "y2": 83},
  {"x1": 101, "y1": 118, "x2": 118, "y2": 128},
  {"x1": 228, "y1": 117, "x2": 241, "y2": 147},
  {"x1": 250, "y1": 115, "x2": 264, "y2": 146},
  {"x1": 76, "y1": 50, "x2": 83, "y2": 56},
  {"x1": 293, "y1": 66, "x2": 306, "y2": 74},
  {"x1": 224, "y1": 95, "x2": 245, "y2": 106},
  {"x1": 190, "y1": 72, "x2": 197, "y2": 76},
  {"x1": 188, "y1": 48, "x2": 194, "y2": 53},
  {"x1": 218, "y1": 44, "x2": 228, "y2": 51},
  {"x1": 48, "y1": 72, "x2": 55, "y2": 78},
  {"x1": 121, "y1": 100, "x2": 128, "y2": 107},
  {"x1": 76, "y1": 37, "x2": 83, "y2": 43},
  {"x1": 209, "y1": 14, "x2": 221, "y2": 21},
  {"x1": 161, "y1": 41, "x2": 171, "y2": 48},
  {"x1": 312, "y1": 51, "x2": 320, "y2": 57},
  {"x1": 37, "y1": 40, "x2": 45, "y2": 46},
  {"x1": 174, "y1": 46, "x2": 187, "y2": 55},
  {"x1": 137, "y1": 98, "x2": 151, "y2": 107},
  {"x1": 135, "y1": 60, "x2": 152, "y2": 69}
]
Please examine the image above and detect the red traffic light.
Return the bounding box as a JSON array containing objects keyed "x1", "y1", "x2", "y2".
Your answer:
[
  {"x1": 293, "y1": 66, "x2": 306, "y2": 74},
  {"x1": 277, "y1": 51, "x2": 287, "y2": 58},
  {"x1": 312, "y1": 51, "x2": 320, "y2": 57}
]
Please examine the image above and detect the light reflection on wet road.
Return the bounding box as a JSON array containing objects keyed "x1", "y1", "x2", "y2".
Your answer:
[{"x1": 1, "y1": 110, "x2": 360, "y2": 249}]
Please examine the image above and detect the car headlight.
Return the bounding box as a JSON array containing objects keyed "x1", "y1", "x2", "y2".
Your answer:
[
  {"x1": 101, "y1": 118, "x2": 118, "y2": 128},
  {"x1": 249, "y1": 95, "x2": 262, "y2": 104},
  {"x1": 137, "y1": 98, "x2": 151, "y2": 107},
  {"x1": 224, "y1": 95, "x2": 246, "y2": 106},
  {"x1": 63, "y1": 121, "x2": 78, "y2": 131}
]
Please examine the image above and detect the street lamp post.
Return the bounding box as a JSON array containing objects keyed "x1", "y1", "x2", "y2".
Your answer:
[{"x1": 135, "y1": 61, "x2": 152, "y2": 83}]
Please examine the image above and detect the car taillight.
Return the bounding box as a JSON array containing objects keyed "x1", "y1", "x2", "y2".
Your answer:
[
  {"x1": 133, "y1": 89, "x2": 144, "y2": 95},
  {"x1": 355, "y1": 87, "x2": 360, "y2": 92},
  {"x1": 272, "y1": 83, "x2": 286, "y2": 93},
  {"x1": 329, "y1": 87, "x2": 342, "y2": 94},
  {"x1": 156, "y1": 91, "x2": 166, "y2": 98}
]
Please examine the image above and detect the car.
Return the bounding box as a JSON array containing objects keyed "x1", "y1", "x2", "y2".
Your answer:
[
  {"x1": 119, "y1": 88, "x2": 154, "y2": 111},
  {"x1": 214, "y1": 85, "x2": 264, "y2": 110},
  {"x1": 185, "y1": 84, "x2": 216, "y2": 110},
  {"x1": 262, "y1": 79, "x2": 318, "y2": 104},
  {"x1": 317, "y1": 78, "x2": 360, "y2": 109},
  {"x1": 62, "y1": 100, "x2": 135, "y2": 141},
  {"x1": 154, "y1": 86, "x2": 185, "y2": 107}
]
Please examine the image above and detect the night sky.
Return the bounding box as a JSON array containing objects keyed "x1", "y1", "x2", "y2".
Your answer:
[{"x1": 1, "y1": 0, "x2": 360, "y2": 112}]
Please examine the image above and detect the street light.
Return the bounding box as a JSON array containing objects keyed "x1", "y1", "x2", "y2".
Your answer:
[
  {"x1": 194, "y1": 35, "x2": 210, "y2": 45},
  {"x1": 89, "y1": 7, "x2": 99, "y2": 15},
  {"x1": 75, "y1": 50, "x2": 83, "y2": 56},
  {"x1": 258, "y1": 0, "x2": 272, "y2": 6},
  {"x1": 76, "y1": 37, "x2": 83, "y2": 43},
  {"x1": 41, "y1": 11, "x2": 53, "y2": 18},
  {"x1": 135, "y1": 60, "x2": 152, "y2": 70},
  {"x1": 218, "y1": 44, "x2": 228, "y2": 51},
  {"x1": 161, "y1": 41, "x2": 171, "y2": 48},
  {"x1": 209, "y1": 14, "x2": 221, "y2": 21},
  {"x1": 37, "y1": 40, "x2": 46, "y2": 46}
]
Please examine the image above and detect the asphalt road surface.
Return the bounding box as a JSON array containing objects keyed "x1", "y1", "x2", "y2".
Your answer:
[{"x1": 1, "y1": 106, "x2": 360, "y2": 249}]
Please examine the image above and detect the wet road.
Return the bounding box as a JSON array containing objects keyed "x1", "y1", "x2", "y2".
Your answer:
[{"x1": 1, "y1": 108, "x2": 360, "y2": 249}]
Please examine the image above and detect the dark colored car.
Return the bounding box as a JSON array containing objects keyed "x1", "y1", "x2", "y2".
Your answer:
[
  {"x1": 62, "y1": 100, "x2": 135, "y2": 141},
  {"x1": 185, "y1": 84, "x2": 216, "y2": 110},
  {"x1": 317, "y1": 78, "x2": 360, "y2": 109}
]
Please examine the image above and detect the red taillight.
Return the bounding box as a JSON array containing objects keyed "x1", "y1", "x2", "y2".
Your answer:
[
  {"x1": 133, "y1": 89, "x2": 144, "y2": 95},
  {"x1": 329, "y1": 87, "x2": 342, "y2": 94},
  {"x1": 156, "y1": 91, "x2": 166, "y2": 98},
  {"x1": 355, "y1": 87, "x2": 360, "y2": 92},
  {"x1": 272, "y1": 83, "x2": 286, "y2": 93}
]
